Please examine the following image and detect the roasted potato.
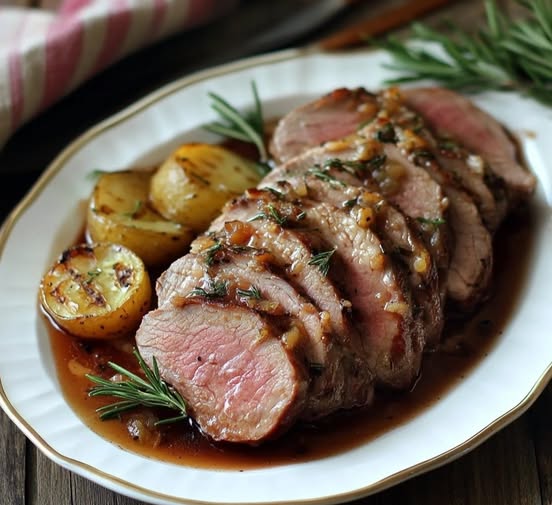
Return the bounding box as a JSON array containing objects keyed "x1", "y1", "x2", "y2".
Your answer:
[
  {"x1": 149, "y1": 143, "x2": 261, "y2": 231},
  {"x1": 40, "y1": 243, "x2": 151, "y2": 339},
  {"x1": 86, "y1": 170, "x2": 194, "y2": 267}
]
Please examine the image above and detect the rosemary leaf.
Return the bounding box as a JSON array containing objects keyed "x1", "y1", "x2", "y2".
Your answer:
[{"x1": 306, "y1": 166, "x2": 346, "y2": 188}]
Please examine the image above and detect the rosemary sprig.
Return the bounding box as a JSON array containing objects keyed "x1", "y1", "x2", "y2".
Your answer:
[
  {"x1": 204, "y1": 81, "x2": 270, "y2": 175},
  {"x1": 308, "y1": 248, "x2": 337, "y2": 276},
  {"x1": 379, "y1": 0, "x2": 552, "y2": 106},
  {"x1": 86, "y1": 349, "x2": 187, "y2": 426}
]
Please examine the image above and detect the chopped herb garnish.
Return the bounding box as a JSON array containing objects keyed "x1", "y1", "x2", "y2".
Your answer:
[
  {"x1": 343, "y1": 198, "x2": 358, "y2": 208},
  {"x1": 366, "y1": 154, "x2": 387, "y2": 170},
  {"x1": 412, "y1": 149, "x2": 435, "y2": 165},
  {"x1": 416, "y1": 216, "x2": 446, "y2": 226},
  {"x1": 86, "y1": 348, "x2": 188, "y2": 426},
  {"x1": 264, "y1": 187, "x2": 285, "y2": 199},
  {"x1": 87, "y1": 169, "x2": 108, "y2": 181},
  {"x1": 438, "y1": 140, "x2": 459, "y2": 152},
  {"x1": 306, "y1": 166, "x2": 346, "y2": 188},
  {"x1": 375, "y1": 123, "x2": 397, "y2": 143},
  {"x1": 308, "y1": 248, "x2": 336, "y2": 276},
  {"x1": 86, "y1": 268, "x2": 102, "y2": 283},
  {"x1": 308, "y1": 362, "x2": 325, "y2": 376},
  {"x1": 122, "y1": 200, "x2": 143, "y2": 218},
  {"x1": 248, "y1": 204, "x2": 287, "y2": 226},
  {"x1": 203, "y1": 241, "x2": 223, "y2": 266},
  {"x1": 188, "y1": 279, "x2": 228, "y2": 299},
  {"x1": 236, "y1": 286, "x2": 262, "y2": 300},
  {"x1": 324, "y1": 158, "x2": 364, "y2": 172},
  {"x1": 297, "y1": 210, "x2": 307, "y2": 220}
]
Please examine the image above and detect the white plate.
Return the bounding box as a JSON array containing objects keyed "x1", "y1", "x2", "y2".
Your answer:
[{"x1": 1, "y1": 47, "x2": 551, "y2": 505}]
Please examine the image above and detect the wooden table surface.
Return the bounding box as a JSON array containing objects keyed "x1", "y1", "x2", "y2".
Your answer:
[{"x1": 1, "y1": 1, "x2": 550, "y2": 504}]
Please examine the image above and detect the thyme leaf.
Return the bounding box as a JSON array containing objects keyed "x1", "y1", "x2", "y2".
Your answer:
[{"x1": 87, "y1": 169, "x2": 108, "y2": 181}]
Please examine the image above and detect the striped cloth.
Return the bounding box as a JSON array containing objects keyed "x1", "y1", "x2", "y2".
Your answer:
[{"x1": 0, "y1": 0, "x2": 238, "y2": 148}]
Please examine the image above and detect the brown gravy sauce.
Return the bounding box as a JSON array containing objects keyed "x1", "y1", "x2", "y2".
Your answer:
[{"x1": 45, "y1": 207, "x2": 535, "y2": 471}]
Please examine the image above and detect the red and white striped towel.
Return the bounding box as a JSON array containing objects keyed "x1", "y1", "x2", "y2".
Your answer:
[{"x1": 0, "y1": 0, "x2": 237, "y2": 148}]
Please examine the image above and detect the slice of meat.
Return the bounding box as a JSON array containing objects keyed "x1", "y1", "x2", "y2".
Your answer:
[
  {"x1": 445, "y1": 186, "x2": 493, "y2": 308},
  {"x1": 157, "y1": 249, "x2": 373, "y2": 418},
  {"x1": 429, "y1": 148, "x2": 507, "y2": 232},
  {"x1": 403, "y1": 87, "x2": 536, "y2": 200},
  {"x1": 212, "y1": 188, "x2": 421, "y2": 388},
  {"x1": 270, "y1": 87, "x2": 379, "y2": 164},
  {"x1": 136, "y1": 302, "x2": 309, "y2": 443}
]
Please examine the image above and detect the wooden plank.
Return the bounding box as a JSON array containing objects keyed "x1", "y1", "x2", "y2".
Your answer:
[
  {"x1": 70, "y1": 471, "x2": 151, "y2": 505},
  {"x1": 356, "y1": 413, "x2": 541, "y2": 505},
  {"x1": 0, "y1": 410, "x2": 26, "y2": 505},
  {"x1": 26, "y1": 443, "x2": 72, "y2": 505},
  {"x1": 530, "y1": 382, "x2": 552, "y2": 505}
]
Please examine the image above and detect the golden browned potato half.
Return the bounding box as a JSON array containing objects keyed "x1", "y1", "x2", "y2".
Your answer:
[
  {"x1": 87, "y1": 170, "x2": 193, "y2": 267},
  {"x1": 150, "y1": 143, "x2": 261, "y2": 231},
  {"x1": 40, "y1": 243, "x2": 152, "y2": 339}
]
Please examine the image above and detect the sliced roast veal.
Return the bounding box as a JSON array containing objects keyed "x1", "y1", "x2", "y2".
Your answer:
[
  {"x1": 232, "y1": 186, "x2": 423, "y2": 388},
  {"x1": 210, "y1": 196, "x2": 354, "y2": 342},
  {"x1": 270, "y1": 87, "x2": 379, "y2": 164},
  {"x1": 157, "y1": 248, "x2": 373, "y2": 418},
  {"x1": 403, "y1": 87, "x2": 536, "y2": 200},
  {"x1": 265, "y1": 138, "x2": 450, "y2": 276},
  {"x1": 289, "y1": 198, "x2": 422, "y2": 389},
  {"x1": 362, "y1": 110, "x2": 494, "y2": 309},
  {"x1": 261, "y1": 159, "x2": 443, "y2": 348},
  {"x1": 136, "y1": 302, "x2": 309, "y2": 443}
]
